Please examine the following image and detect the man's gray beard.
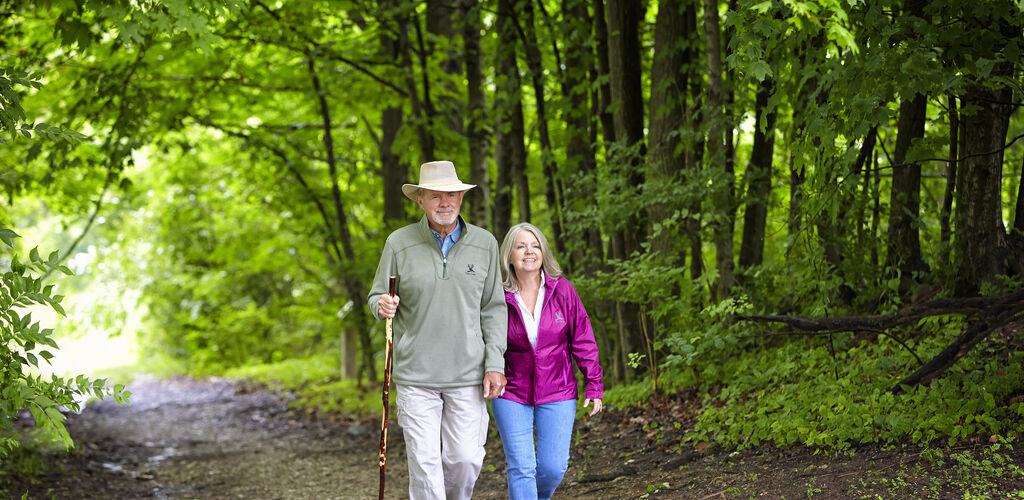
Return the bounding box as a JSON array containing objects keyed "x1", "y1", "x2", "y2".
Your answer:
[{"x1": 431, "y1": 212, "x2": 457, "y2": 227}]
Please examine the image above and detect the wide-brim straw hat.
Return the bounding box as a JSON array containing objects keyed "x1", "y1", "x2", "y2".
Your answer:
[{"x1": 402, "y1": 161, "x2": 476, "y2": 201}]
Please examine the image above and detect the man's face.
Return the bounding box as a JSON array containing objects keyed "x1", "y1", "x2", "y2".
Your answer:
[{"x1": 417, "y1": 189, "x2": 465, "y2": 228}]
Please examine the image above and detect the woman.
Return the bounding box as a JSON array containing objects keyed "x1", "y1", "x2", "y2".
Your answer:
[{"x1": 493, "y1": 222, "x2": 604, "y2": 500}]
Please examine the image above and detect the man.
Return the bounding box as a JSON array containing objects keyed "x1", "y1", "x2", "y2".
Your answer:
[{"x1": 368, "y1": 160, "x2": 508, "y2": 500}]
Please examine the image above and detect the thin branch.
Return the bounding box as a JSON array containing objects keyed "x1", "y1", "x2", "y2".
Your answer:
[
  {"x1": 863, "y1": 132, "x2": 1024, "y2": 174},
  {"x1": 248, "y1": 0, "x2": 408, "y2": 97},
  {"x1": 306, "y1": 49, "x2": 355, "y2": 261},
  {"x1": 40, "y1": 172, "x2": 113, "y2": 281},
  {"x1": 189, "y1": 115, "x2": 346, "y2": 266}
]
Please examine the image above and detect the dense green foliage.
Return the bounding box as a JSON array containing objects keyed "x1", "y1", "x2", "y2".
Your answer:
[
  {"x1": 0, "y1": 228, "x2": 128, "y2": 458},
  {"x1": 1, "y1": 0, "x2": 1022, "y2": 460}
]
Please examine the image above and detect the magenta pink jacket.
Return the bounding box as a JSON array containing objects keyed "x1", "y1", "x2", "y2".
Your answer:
[{"x1": 500, "y1": 274, "x2": 604, "y2": 406}]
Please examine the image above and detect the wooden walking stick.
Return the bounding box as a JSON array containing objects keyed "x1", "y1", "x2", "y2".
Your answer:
[{"x1": 378, "y1": 275, "x2": 397, "y2": 500}]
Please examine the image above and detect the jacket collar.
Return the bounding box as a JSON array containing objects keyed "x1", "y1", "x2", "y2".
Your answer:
[
  {"x1": 505, "y1": 273, "x2": 561, "y2": 303},
  {"x1": 418, "y1": 215, "x2": 466, "y2": 242}
]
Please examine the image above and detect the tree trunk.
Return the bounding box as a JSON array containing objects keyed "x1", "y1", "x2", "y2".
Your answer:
[
  {"x1": 519, "y1": 0, "x2": 564, "y2": 255},
  {"x1": 954, "y1": 71, "x2": 1014, "y2": 295},
  {"x1": 379, "y1": 1, "x2": 408, "y2": 225},
  {"x1": 381, "y1": 106, "x2": 406, "y2": 223},
  {"x1": 342, "y1": 328, "x2": 357, "y2": 379},
  {"x1": 562, "y1": 0, "x2": 601, "y2": 274},
  {"x1": 1015, "y1": 154, "x2": 1024, "y2": 237},
  {"x1": 605, "y1": 0, "x2": 647, "y2": 382},
  {"x1": 426, "y1": 0, "x2": 463, "y2": 135},
  {"x1": 885, "y1": 92, "x2": 928, "y2": 286},
  {"x1": 593, "y1": 0, "x2": 617, "y2": 148},
  {"x1": 593, "y1": 0, "x2": 622, "y2": 383},
  {"x1": 738, "y1": 78, "x2": 776, "y2": 271},
  {"x1": 648, "y1": 0, "x2": 689, "y2": 259},
  {"x1": 605, "y1": 0, "x2": 647, "y2": 250},
  {"x1": 940, "y1": 94, "x2": 958, "y2": 250},
  {"x1": 870, "y1": 147, "x2": 881, "y2": 268},
  {"x1": 461, "y1": 0, "x2": 490, "y2": 229},
  {"x1": 397, "y1": 9, "x2": 435, "y2": 161},
  {"x1": 493, "y1": 0, "x2": 528, "y2": 238},
  {"x1": 702, "y1": 0, "x2": 733, "y2": 300},
  {"x1": 685, "y1": 0, "x2": 704, "y2": 283}
]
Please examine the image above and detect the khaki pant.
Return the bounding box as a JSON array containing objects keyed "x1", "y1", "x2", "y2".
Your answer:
[{"x1": 396, "y1": 384, "x2": 488, "y2": 500}]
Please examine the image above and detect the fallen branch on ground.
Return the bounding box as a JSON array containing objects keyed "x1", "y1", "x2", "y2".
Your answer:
[{"x1": 733, "y1": 289, "x2": 1024, "y2": 394}]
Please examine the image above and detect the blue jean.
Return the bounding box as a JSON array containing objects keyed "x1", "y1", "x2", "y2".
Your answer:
[{"x1": 492, "y1": 398, "x2": 577, "y2": 500}]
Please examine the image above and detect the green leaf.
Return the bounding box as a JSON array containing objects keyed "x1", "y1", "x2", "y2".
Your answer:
[
  {"x1": 748, "y1": 60, "x2": 773, "y2": 82},
  {"x1": 0, "y1": 228, "x2": 19, "y2": 247}
]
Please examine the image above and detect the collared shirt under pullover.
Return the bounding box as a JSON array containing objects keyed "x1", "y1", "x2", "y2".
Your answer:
[{"x1": 368, "y1": 216, "x2": 507, "y2": 387}]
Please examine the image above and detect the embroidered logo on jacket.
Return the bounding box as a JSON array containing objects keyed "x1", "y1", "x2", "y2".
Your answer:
[
  {"x1": 554, "y1": 311, "x2": 565, "y2": 323},
  {"x1": 466, "y1": 264, "x2": 476, "y2": 275}
]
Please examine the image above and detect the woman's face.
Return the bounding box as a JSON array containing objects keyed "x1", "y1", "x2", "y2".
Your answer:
[{"x1": 510, "y1": 229, "x2": 543, "y2": 277}]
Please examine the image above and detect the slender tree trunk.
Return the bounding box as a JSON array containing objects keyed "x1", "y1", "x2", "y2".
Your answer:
[
  {"x1": 606, "y1": 0, "x2": 647, "y2": 382},
  {"x1": 426, "y1": 0, "x2": 463, "y2": 135},
  {"x1": 494, "y1": 0, "x2": 528, "y2": 237},
  {"x1": 306, "y1": 49, "x2": 376, "y2": 383},
  {"x1": 593, "y1": 0, "x2": 617, "y2": 148},
  {"x1": 381, "y1": 107, "x2": 406, "y2": 223},
  {"x1": 1015, "y1": 155, "x2": 1024, "y2": 236},
  {"x1": 886, "y1": 92, "x2": 928, "y2": 287},
  {"x1": 593, "y1": 0, "x2": 623, "y2": 382},
  {"x1": 870, "y1": 147, "x2": 881, "y2": 268},
  {"x1": 852, "y1": 125, "x2": 878, "y2": 249},
  {"x1": 738, "y1": 78, "x2": 776, "y2": 271},
  {"x1": 940, "y1": 94, "x2": 958, "y2": 250},
  {"x1": 462, "y1": 0, "x2": 490, "y2": 229},
  {"x1": 562, "y1": 0, "x2": 601, "y2": 273},
  {"x1": 397, "y1": 10, "x2": 436, "y2": 161},
  {"x1": 378, "y1": 0, "x2": 409, "y2": 227},
  {"x1": 684, "y1": 0, "x2": 704, "y2": 283},
  {"x1": 519, "y1": 0, "x2": 564, "y2": 255},
  {"x1": 342, "y1": 328, "x2": 357, "y2": 379},
  {"x1": 788, "y1": 155, "x2": 804, "y2": 241},
  {"x1": 702, "y1": 0, "x2": 733, "y2": 300}
]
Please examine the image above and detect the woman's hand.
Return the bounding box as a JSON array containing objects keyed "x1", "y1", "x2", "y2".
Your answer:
[{"x1": 583, "y1": 398, "x2": 603, "y2": 416}]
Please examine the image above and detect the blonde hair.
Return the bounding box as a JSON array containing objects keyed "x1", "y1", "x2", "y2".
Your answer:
[{"x1": 499, "y1": 222, "x2": 562, "y2": 292}]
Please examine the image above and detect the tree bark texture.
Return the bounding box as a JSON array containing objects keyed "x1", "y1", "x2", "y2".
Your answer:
[
  {"x1": 953, "y1": 72, "x2": 1013, "y2": 295},
  {"x1": 886, "y1": 92, "x2": 927, "y2": 283},
  {"x1": 561, "y1": 0, "x2": 602, "y2": 273},
  {"x1": 593, "y1": 0, "x2": 617, "y2": 147},
  {"x1": 396, "y1": 9, "x2": 435, "y2": 162},
  {"x1": 648, "y1": 0, "x2": 689, "y2": 259},
  {"x1": 940, "y1": 94, "x2": 958, "y2": 248},
  {"x1": 493, "y1": 0, "x2": 528, "y2": 238},
  {"x1": 461, "y1": 0, "x2": 490, "y2": 229},
  {"x1": 738, "y1": 78, "x2": 776, "y2": 270},
  {"x1": 684, "y1": 0, "x2": 704, "y2": 282},
  {"x1": 606, "y1": 0, "x2": 648, "y2": 382},
  {"x1": 380, "y1": 106, "x2": 406, "y2": 224},
  {"x1": 426, "y1": 0, "x2": 464, "y2": 136},
  {"x1": 519, "y1": 0, "x2": 565, "y2": 255},
  {"x1": 702, "y1": 0, "x2": 734, "y2": 300}
]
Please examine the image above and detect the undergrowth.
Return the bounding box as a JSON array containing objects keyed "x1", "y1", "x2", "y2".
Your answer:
[
  {"x1": 604, "y1": 318, "x2": 1024, "y2": 452},
  {"x1": 222, "y1": 353, "x2": 380, "y2": 417}
]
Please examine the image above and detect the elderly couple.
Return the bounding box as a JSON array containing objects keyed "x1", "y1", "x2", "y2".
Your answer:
[{"x1": 368, "y1": 161, "x2": 604, "y2": 500}]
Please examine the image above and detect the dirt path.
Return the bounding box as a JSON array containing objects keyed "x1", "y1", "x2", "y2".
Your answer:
[{"x1": 6, "y1": 376, "x2": 1023, "y2": 499}]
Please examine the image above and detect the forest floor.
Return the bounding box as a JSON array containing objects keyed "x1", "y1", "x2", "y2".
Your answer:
[{"x1": 4, "y1": 375, "x2": 1023, "y2": 499}]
